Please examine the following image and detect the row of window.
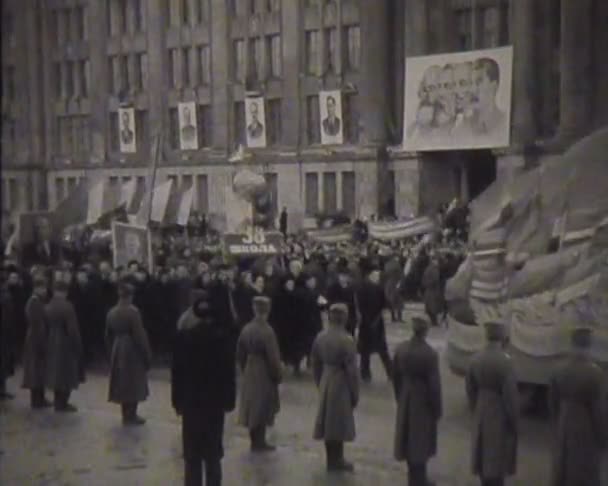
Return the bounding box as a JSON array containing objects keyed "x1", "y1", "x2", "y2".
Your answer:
[
  {"x1": 52, "y1": 6, "x2": 87, "y2": 46},
  {"x1": 304, "y1": 171, "x2": 356, "y2": 217},
  {"x1": 108, "y1": 54, "x2": 147, "y2": 95},
  {"x1": 304, "y1": 26, "x2": 360, "y2": 75},
  {"x1": 229, "y1": 0, "x2": 281, "y2": 17},
  {"x1": 232, "y1": 35, "x2": 282, "y2": 82},
  {"x1": 168, "y1": 46, "x2": 211, "y2": 89},
  {"x1": 107, "y1": 0, "x2": 145, "y2": 36},
  {"x1": 54, "y1": 60, "x2": 90, "y2": 99},
  {"x1": 2, "y1": 66, "x2": 16, "y2": 101},
  {"x1": 2, "y1": 177, "x2": 20, "y2": 212}
]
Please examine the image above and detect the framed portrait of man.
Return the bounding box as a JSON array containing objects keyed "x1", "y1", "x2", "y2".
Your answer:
[
  {"x1": 118, "y1": 107, "x2": 137, "y2": 153},
  {"x1": 319, "y1": 90, "x2": 343, "y2": 145},
  {"x1": 178, "y1": 101, "x2": 199, "y2": 150},
  {"x1": 245, "y1": 97, "x2": 267, "y2": 148},
  {"x1": 111, "y1": 222, "x2": 152, "y2": 270}
]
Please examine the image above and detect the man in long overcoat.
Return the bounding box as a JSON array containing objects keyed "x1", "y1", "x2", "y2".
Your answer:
[
  {"x1": 22, "y1": 276, "x2": 51, "y2": 409},
  {"x1": 357, "y1": 268, "x2": 392, "y2": 382},
  {"x1": 466, "y1": 322, "x2": 518, "y2": 486},
  {"x1": 237, "y1": 296, "x2": 282, "y2": 452},
  {"x1": 311, "y1": 303, "x2": 359, "y2": 472},
  {"x1": 393, "y1": 317, "x2": 442, "y2": 486},
  {"x1": 0, "y1": 278, "x2": 16, "y2": 399},
  {"x1": 105, "y1": 278, "x2": 152, "y2": 425},
  {"x1": 549, "y1": 327, "x2": 607, "y2": 486},
  {"x1": 421, "y1": 253, "x2": 443, "y2": 327},
  {"x1": 45, "y1": 280, "x2": 82, "y2": 412},
  {"x1": 172, "y1": 293, "x2": 237, "y2": 486},
  {"x1": 326, "y1": 268, "x2": 359, "y2": 336}
]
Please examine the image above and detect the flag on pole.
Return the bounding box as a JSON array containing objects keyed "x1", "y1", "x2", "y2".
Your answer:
[
  {"x1": 149, "y1": 179, "x2": 174, "y2": 223},
  {"x1": 119, "y1": 178, "x2": 137, "y2": 209},
  {"x1": 177, "y1": 185, "x2": 194, "y2": 226},
  {"x1": 86, "y1": 180, "x2": 106, "y2": 225}
]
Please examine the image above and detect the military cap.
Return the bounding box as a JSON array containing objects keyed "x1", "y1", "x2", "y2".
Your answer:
[
  {"x1": 252, "y1": 296, "x2": 272, "y2": 309},
  {"x1": 328, "y1": 303, "x2": 349, "y2": 323},
  {"x1": 32, "y1": 275, "x2": 48, "y2": 289},
  {"x1": 53, "y1": 280, "x2": 69, "y2": 293},
  {"x1": 484, "y1": 321, "x2": 507, "y2": 342},
  {"x1": 570, "y1": 327, "x2": 593, "y2": 349},
  {"x1": 411, "y1": 317, "x2": 429, "y2": 334},
  {"x1": 117, "y1": 277, "x2": 136, "y2": 297}
]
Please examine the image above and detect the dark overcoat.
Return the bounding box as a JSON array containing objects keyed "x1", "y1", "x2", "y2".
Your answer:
[
  {"x1": 22, "y1": 294, "x2": 48, "y2": 389},
  {"x1": 273, "y1": 281, "x2": 310, "y2": 364},
  {"x1": 393, "y1": 336, "x2": 442, "y2": 463},
  {"x1": 466, "y1": 346, "x2": 519, "y2": 479},
  {"x1": 311, "y1": 326, "x2": 359, "y2": 442},
  {"x1": 237, "y1": 319, "x2": 282, "y2": 429},
  {"x1": 549, "y1": 355, "x2": 607, "y2": 486},
  {"x1": 45, "y1": 296, "x2": 82, "y2": 391},
  {"x1": 326, "y1": 283, "x2": 358, "y2": 335},
  {"x1": 422, "y1": 262, "x2": 444, "y2": 317},
  {"x1": 172, "y1": 311, "x2": 236, "y2": 461},
  {"x1": 105, "y1": 303, "x2": 152, "y2": 404},
  {"x1": 356, "y1": 281, "x2": 388, "y2": 355},
  {"x1": 0, "y1": 287, "x2": 16, "y2": 380}
]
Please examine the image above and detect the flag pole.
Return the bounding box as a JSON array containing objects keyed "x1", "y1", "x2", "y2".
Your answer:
[{"x1": 147, "y1": 132, "x2": 162, "y2": 226}]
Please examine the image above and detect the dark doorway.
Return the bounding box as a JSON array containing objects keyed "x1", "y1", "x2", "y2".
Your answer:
[{"x1": 466, "y1": 150, "x2": 496, "y2": 200}]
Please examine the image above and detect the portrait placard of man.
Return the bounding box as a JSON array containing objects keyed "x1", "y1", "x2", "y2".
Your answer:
[
  {"x1": 20, "y1": 212, "x2": 61, "y2": 267},
  {"x1": 112, "y1": 222, "x2": 151, "y2": 270},
  {"x1": 118, "y1": 108, "x2": 137, "y2": 153},
  {"x1": 178, "y1": 102, "x2": 199, "y2": 150},
  {"x1": 468, "y1": 57, "x2": 507, "y2": 139},
  {"x1": 320, "y1": 90, "x2": 344, "y2": 145},
  {"x1": 245, "y1": 98, "x2": 267, "y2": 148}
]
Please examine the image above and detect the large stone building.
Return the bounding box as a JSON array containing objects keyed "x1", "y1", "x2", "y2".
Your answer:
[{"x1": 2, "y1": 0, "x2": 607, "y2": 230}]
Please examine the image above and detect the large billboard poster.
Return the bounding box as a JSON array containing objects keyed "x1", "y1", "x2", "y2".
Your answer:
[{"x1": 403, "y1": 46, "x2": 513, "y2": 152}]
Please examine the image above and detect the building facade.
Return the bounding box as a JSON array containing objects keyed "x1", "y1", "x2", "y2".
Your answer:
[{"x1": 2, "y1": 0, "x2": 608, "y2": 231}]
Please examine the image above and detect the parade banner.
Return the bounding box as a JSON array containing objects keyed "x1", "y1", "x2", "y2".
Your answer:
[
  {"x1": 403, "y1": 46, "x2": 513, "y2": 151},
  {"x1": 305, "y1": 225, "x2": 353, "y2": 244},
  {"x1": 245, "y1": 97, "x2": 267, "y2": 148},
  {"x1": 111, "y1": 222, "x2": 152, "y2": 269},
  {"x1": 368, "y1": 216, "x2": 436, "y2": 241},
  {"x1": 118, "y1": 107, "x2": 137, "y2": 153},
  {"x1": 223, "y1": 228, "x2": 282, "y2": 256},
  {"x1": 178, "y1": 102, "x2": 199, "y2": 150},
  {"x1": 319, "y1": 90, "x2": 343, "y2": 145}
]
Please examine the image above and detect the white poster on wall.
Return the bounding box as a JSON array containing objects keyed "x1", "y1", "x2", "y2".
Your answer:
[
  {"x1": 245, "y1": 97, "x2": 267, "y2": 148},
  {"x1": 319, "y1": 90, "x2": 343, "y2": 145},
  {"x1": 403, "y1": 46, "x2": 513, "y2": 152},
  {"x1": 118, "y1": 107, "x2": 137, "y2": 153},
  {"x1": 178, "y1": 102, "x2": 199, "y2": 150}
]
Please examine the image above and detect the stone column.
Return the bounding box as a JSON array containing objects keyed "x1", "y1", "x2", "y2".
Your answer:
[
  {"x1": 557, "y1": 0, "x2": 592, "y2": 141},
  {"x1": 509, "y1": 0, "x2": 537, "y2": 145},
  {"x1": 210, "y1": 0, "x2": 229, "y2": 150}
]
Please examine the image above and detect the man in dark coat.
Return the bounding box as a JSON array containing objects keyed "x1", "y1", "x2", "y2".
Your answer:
[
  {"x1": 356, "y1": 268, "x2": 392, "y2": 382},
  {"x1": 6, "y1": 268, "x2": 28, "y2": 361},
  {"x1": 105, "y1": 278, "x2": 152, "y2": 425},
  {"x1": 45, "y1": 280, "x2": 82, "y2": 412},
  {"x1": 421, "y1": 253, "x2": 443, "y2": 327},
  {"x1": 549, "y1": 327, "x2": 607, "y2": 486},
  {"x1": 326, "y1": 268, "x2": 359, "y2": 336},
  {"x1": 0, "y1": 279, "x2": 16, "y2": 399},
  {"x1": 466, "y1": 322, "x2": 518, "y2": 486},
  {"x1": 311, "y1": 303, "x2": 359, "y2": 472},
  {"x1": 172, "y1": 293, "x2": 237, "y2": 486},
  {"x1": 22, "y1": 276, "x2": 51, "y2": 408},
  {"x1": 393, "y1": 317, "x2": 442, "y2": 486}
]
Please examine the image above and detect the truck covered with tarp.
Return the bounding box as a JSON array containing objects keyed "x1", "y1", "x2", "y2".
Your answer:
[{"x1": 445, "y1": 127, "x2": 608, "y2": 384}]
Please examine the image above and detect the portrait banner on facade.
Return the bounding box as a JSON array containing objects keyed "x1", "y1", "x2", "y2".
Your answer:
[
  {"x1": 245, "y1": 97, "x2": 267, "y2": 148},
  {"x1": 319, "y1": 90, "x2": 343, "y2": 145},
  {"x1": 118, "y1": 107, "x2": 137, "y2": 153},
  {"x1": 111, "y1": 221, "x2": 152, "y2": 270},
  {"x1": 178, "y1": 101, "x2": 199, "y2": 150},
  {"x1": 403, "y1": 46, "x2": 513, "y2": 152}
]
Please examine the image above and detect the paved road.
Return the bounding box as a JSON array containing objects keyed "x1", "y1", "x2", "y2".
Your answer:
[{"x1": 2, "y1": 321, "x2": 606, "y2": 485}]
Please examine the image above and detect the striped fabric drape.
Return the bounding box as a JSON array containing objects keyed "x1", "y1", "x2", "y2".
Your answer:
[
  {"x1": 470, "y1": 227, "x2": 508, "y2": 303},
  {"x1": 368, "y1": 216, "x2": 436, "y2": 241}
]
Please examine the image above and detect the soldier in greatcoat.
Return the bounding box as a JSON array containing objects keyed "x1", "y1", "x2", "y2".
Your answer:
[
  {"x1": 549, "y1": 327, "x2": 607, "y2": 486},
  {"x1": 466, "y1": 321, "x2": 518, "y2": 486},
  {"x1": 22, "y1": 276, "x2": 51, "y2": 409},
  {"x1": 45, "y1": 280, "x2": 82, "y2": 412},
  {"x1": 0, "y1": 277, "x2": 16, "y2": 400},
  {"x1": 393, "y1": 317, "x2": 442, "y2": 486},
  {"x1": 172, "y1": 293, "x2": 236, "y2": 486},
  {"x1": 311, "y1": 303, "x2": 359, "y2": 472},
  {"x1": 237, "y1": 296, "x2": 282, "y2": 452},
  {"x1": 105, "y1": 278, "x2": 152, "y2": 425}
]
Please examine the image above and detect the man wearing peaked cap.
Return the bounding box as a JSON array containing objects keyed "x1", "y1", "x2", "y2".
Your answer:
[
  {"x1": 466, "y1": 320, "x2": 518, "y2": 486},
  {"x1": 549, "y1": 326, "x2": 607, "y2": 486}
]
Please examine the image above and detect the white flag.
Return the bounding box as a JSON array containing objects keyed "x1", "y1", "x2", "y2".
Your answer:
[
  {"x1": 120, "y1": 178, "x2": 137, "y2": 208},
  {"x1": 150, "y1": 179, "x2": 174, "y2": 223},
  {"x1": 86, "y1": 180, "x2": 106, "y2": 225},
  {"x1": 177, "y1": 186, "x2": 194, "y2": 226}
]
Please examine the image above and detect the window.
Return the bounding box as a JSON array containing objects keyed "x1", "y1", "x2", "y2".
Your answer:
[
  {"x1": 326, "y1": 28, "x2": 338, "y2": 73},
  {"x1": 169, "y1": 107, "x2": 180, "y2": 149},
  {"x1": 182, "y1": 47, "x2": 191, "y2": 87},
  {"x1": 108, "y1": 57, "x2": 117, "y2": 94},
  {"x1": 342, "y1": 171, "x2": 356, "y2": 217},
  {"x1": 109, "y1": 112, "x2": 119, "y2": 151},
  {"x1": 305, "y1": 173, "x2": 319, "y2": 216},
  {"x1": 135, "y1": 110, "x2": 148, "y2": 150},
  {"x1": 196, "y1": 45, "x2": 210, "y2": 85},
  {"x1": 264, "y1": 173, "x2": 278, "y2": 217},
  {"x1": 268, "y1": 0, "x2": 280, "y2": 12},
  {"x1": 66, "y1": 61, "x2": 75, "y2": 97},
  {"x1": 135, "y1": 53, "x2": 147, "y2": 91},
  {"x1": 305, "y1": 30, "x2": 320, "y2": 75},
  {"x1": 323, "y1": 172, "x2": 337, "y2": 213},
  {"x1": 196, "y1": 0, "x2": 209, "y2": 23},
  {"x1": 306, "y1": 95, "x2": 321, "y2": 144},
  {"x1": 169, "y1": 48, "x2": 179, "y2": 88},
  {"x1": 67, "y1": 177, "x2": 78, "y2": 195},
  {"x1": 482, "y1": 7, "x2": 500, "y2": 47},
  {"x1": 8, "y1": 179, "x2": 18, "y2": 211},
  {"x1": 4, "y1": 66, "x2": 16, "y2": 101},
  {"x1": 455, "y1": 10, "x2": 472, "y2": 50},
  {"x1": 267, "y1": 35, "x2": 282, "y2": 78},
  {"x1": 233, "y1": 101, "x2": 246, "y2": 147},
  {"x1": 134, "y1": 0, "x2": 144, "y2": 31},
  {"x1": 78, "y1": 60, "x2": 89, "y2": 97},
  {"x1": 196, "y1": 175, "x2": 209, "y2": 213},
  {"x1": 120, "y1": 55, "x2": 129, "y2": 92},
  {"x1": 56, "y1": 178, "x2": 66, "y2": 204},
  {"x1": 233, "y1": 39, "x2": 246, "y2": 82},
  {"x1": 343, "y1": 94, "x2": 359, "y2": 143},
  {"x1": 166, "y1": 0, "x2": 180, "y2": 27},
  {"x1": 74, "y1": 6, "x2": 86, "y2": 40},
  {"x1": 64, "y1": 10, "x2": 72, "y2": 42},
  {"x1": 182, "y1": 175, "x2": 193, "y2": 191},
  {"x1": 249, "y1": 37, "x2": 264, "y2": 81},
  {"x1": 181, "y1": 0, "x2": 190, "y2": 25},
  {"x1": 54, "y1": 63, "x2": 62, "y2": 97},
  {"x1": 57, "y1": 116, "x2": 91, "y2": 156},
  {"x1": 1, "y1": 118, "x2": 16, "y2": 155},
  {"x1": 344, "y1": 25, "x2": 360, "y2": 71},
  {"x1": 119, "y1": 0, "x2": 128, "y2": 33},
  {"x1": 198, "y1": 104, "x2": 212, "y2": 147},
  {"x1": 267, "y1": 99, "x2": 282, "y2": 146},
  {"x1": 3, "y1": 12, "x2": 15, "y2": 48}
]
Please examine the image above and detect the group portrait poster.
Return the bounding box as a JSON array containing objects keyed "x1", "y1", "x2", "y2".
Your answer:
[
  {"x1": 319, "y1": 90, "x2": 343, "y2": 145},
  {"x1": 245, "y1": 97, "x2": 267, "y2": 148},
  {"x1": 178, "y1": 101, "x2": 199, "y2": 150},
  {"x1": 111, "y1": 222, "x2": 152, "y2": 270},
  {"x1": 118, "y1": 107, "x2": 137, "y2": 154},
  {"x1": 403, "y1": 46, "x2": 513, "y2": 152}
]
